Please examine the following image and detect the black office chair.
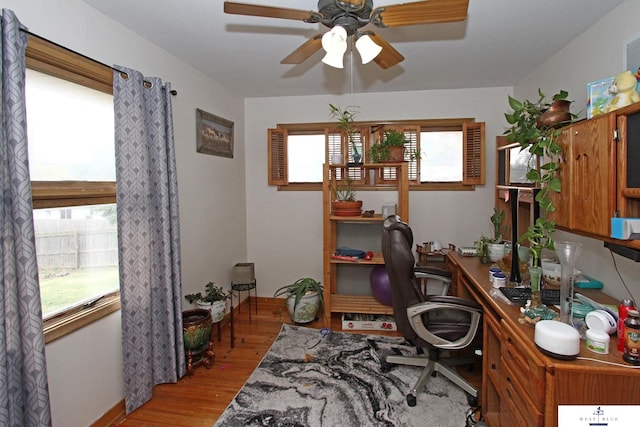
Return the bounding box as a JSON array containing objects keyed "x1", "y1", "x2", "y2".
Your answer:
[{"x1": 381, "y1": 215, "x2": 482, "y2": 407}]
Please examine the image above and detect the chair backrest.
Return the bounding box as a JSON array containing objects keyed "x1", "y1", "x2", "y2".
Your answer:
[{"x1": 381, "y1": 215, "x2": 425, "y2": 343}]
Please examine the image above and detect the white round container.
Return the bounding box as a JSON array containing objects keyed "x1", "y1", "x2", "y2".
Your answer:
[
  {"x1": 492, "y1": 272, "x2": 506, "y2": 288},
  {"x1": 585, "y1": 328, "x2": 610, "y2": 354},
  {"x1": 585, "y1": 309, "x2": 617, "y2": 334},
  {"x1": 489, "y1": 267, "x2": 501, "y2": 284}
]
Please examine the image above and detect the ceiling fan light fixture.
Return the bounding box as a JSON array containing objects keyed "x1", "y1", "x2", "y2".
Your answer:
[
  {"x1": 355, "y1": 33, "x2": 382, "y2": 64},
  {"x1": 321, "y1": 25, "x2": 348, "y2": 68}
]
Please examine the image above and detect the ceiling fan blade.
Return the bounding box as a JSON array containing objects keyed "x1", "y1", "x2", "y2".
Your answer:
[
  {"x1": 368, "y1": 33, "x2": 405, "y2": 69},
  {"x1": 374, "y1": 0, "x2": 469, "y2": 28},
  {"x1": 281, "y1": 35, "x2": 323, "y2": 64},
  {"x1": 224, "y1": 2, "x2": 315, "y2": 22}
]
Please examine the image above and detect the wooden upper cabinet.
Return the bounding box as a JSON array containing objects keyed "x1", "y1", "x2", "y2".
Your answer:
[{"x1": 551, "y1": 115, "x2": 615, "y2": 238}]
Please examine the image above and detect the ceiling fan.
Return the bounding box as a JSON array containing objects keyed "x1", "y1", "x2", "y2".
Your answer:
[{"x1": 223, "y1": 0, "x2": 469, "y2": 69}]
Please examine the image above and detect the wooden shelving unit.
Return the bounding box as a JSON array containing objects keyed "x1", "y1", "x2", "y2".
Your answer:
[{"x1": 322, "y1": 162, "x2": 409, "y2": 323}]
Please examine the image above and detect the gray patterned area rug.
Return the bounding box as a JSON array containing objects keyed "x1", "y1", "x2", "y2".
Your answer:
[{"x1": 214, "y1": 324, "x2": 471, "y2": 427}]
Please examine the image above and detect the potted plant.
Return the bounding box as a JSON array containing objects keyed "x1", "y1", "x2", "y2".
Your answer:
[
  {"x1": 370, "y1": 130, "x2": 407, "y2": 163},
  {"x1": 182, "y1": 308, "x2": 214, "y2": 374},
  {"x1": 273, "y1": 277, "x2": 324, "y2": 323},
  {"x1": 185, "y1": 281, "x2": 231, "y2": 323},
  {"x1": 505, "y1": 89, "x2": 574, "y2": 316},
  {"x1": 329, "y1": 103, "x2": 362, "y2": 164},
  {"x1": 504, "y1": 89, "x2": 575, "y2": 267},
  {"x1": 474, "y1": 235, "x2": 490, "y2": 264},
  {"x1": 487, "y1": 208, "x2": 508, "y2": 262},
  {"x1": 330, "y1": 178, "x2": 363, "y2": 216}
]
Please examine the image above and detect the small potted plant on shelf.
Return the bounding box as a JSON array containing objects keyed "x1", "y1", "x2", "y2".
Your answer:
[
  {"x1": 329, "y1": 103, "x2": 362, "y2": 164},
  {"x1": 185, "y1": 281, "x2": 231, "y2": 323},
  {"x1": 273, "y1": 277, "x2": 325, "y2": 324},
  {"x1": 369, "y1": 130, "x2": 407, "y2": 163},
  {"x1": 331, "y1": 178, "x2": 363, "y2": 216}
]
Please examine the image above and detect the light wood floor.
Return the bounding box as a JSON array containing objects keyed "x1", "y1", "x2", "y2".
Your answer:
[{"x1": 112, "y1": 298, "x2": 401, "y2": 427}]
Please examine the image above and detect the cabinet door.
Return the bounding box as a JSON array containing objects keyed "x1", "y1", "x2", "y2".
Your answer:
[{"x1": 570, "y1": 115, "x2": 614, "y2": 237}]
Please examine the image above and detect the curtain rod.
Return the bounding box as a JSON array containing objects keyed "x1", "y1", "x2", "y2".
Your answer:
[{"x1": 21, "y1": 29, "x2": 178, "y2": 96}]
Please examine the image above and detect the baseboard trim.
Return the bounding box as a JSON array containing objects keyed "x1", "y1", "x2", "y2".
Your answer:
[{"x1": 90, "y1": 399, "x2": 125, "y2": 427}]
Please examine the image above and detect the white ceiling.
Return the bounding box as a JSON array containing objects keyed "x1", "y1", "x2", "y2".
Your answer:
[{"x1": 81, "y1": 0, "x2": 624, "y2": 98}]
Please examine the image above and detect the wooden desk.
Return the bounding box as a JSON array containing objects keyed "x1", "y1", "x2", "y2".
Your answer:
[{"x1": 447, "y1": 251, "x2": 640, "y2": 427}]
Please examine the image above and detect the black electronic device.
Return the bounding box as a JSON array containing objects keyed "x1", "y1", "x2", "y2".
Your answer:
[{"x1": 499, "y1": 287, "x2": 561, "y2": 306}]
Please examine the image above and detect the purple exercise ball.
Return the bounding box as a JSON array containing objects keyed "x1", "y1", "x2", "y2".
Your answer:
[{"x1": 370, "y1": 265, "x2": 393, "y2": 306}]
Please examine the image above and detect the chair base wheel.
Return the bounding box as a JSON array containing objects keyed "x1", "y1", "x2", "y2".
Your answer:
[{"x1": 406, "y1": 394, "x2": 417, "y2": 407}]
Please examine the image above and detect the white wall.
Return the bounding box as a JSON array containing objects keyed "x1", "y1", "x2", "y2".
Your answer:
[
  {"x1": 245, "y1": 87, "x2": 512, "y2": 297},
  {"x1": 514, "y1": 0, "x2": 640, "y2": 303},
  {"x1": 4, "y1": 1, "x2": 247, "y2": 426}
]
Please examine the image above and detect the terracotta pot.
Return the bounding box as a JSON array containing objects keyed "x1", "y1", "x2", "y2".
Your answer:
[
  {"x1": 385, "y1": 146, "x2": 405, "y2": 163},
  {"x1": 538, "y1": 100, "x2": 571, "y2": 127},
  {"x1": 331, "y1": 200, "x2": 363, "y2": 216}
]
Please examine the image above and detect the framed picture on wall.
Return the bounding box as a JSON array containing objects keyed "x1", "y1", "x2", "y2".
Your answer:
[{"x1": 196, "y1": 108, "x2": 234, "y2": 158}]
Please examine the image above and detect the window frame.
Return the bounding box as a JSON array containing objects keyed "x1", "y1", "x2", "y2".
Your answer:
[
  {"x1": 26, "y1": 34, "x2": 120, "y2": 344},
  {"x1": 268, "y1": 118, "x2": 485, "y2": 192}
]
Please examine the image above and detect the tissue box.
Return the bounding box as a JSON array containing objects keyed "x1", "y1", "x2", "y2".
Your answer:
[{"x1": 611, "y1": 218, "x2": 640, "y2": 240}]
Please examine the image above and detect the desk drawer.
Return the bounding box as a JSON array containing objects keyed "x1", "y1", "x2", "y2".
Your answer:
[
  {"x1": 501, "y1": 361, "x2": 544, "y2": 427},
  {"x1": 501, "y1": 320, "x2": 546, "y2": 410}
]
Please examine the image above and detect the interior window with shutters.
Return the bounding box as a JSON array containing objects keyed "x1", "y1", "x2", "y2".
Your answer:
[
  {"x1": 288, "y1": 134, "x2": 325, "y2": 182},
  {"x1": 420, "y1": 131, "x2": 463, "y2": 182},
  {"x1": 268, "y1": 119, "x2": 484, "y2": 189}
]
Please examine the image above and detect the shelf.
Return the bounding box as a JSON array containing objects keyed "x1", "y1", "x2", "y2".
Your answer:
[
  {"x1": 329, "y1": 295, "x2": 394, "y2": 315},
  {"x1": 323, "y1": 162, "x2": 408, "y2": 323},
  {"x1": 330, "y1": 253, "x2": 385, "y2": 264},
  {"x1": 329, "y1": 214, "x2": 385, "y2": 222}
]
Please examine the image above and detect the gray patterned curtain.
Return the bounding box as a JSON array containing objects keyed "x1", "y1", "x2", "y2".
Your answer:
[
  {"x1": 0, "y1": 9, "x2": 52, "y2": 427},
  {"x1": 113, "y1": 67, "x2": 185, "y2": 414}
]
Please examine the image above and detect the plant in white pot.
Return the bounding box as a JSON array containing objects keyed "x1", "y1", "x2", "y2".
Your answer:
[
  {"x1": 487, "y1": 208, "x2": 508, "y2": 262},
  {"x1": 274, "y1": 277, "x2": 324, "y2": 324},
  {"x1": 185, "y1": 281, "x2": 230, "y2": 323}
]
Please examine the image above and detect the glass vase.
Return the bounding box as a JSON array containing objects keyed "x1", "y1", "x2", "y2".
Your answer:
[
  {"x1": 555, "y1": 241, "x2": 582, "y2": 325},
  {"x1": 522, "y1": 265, "x2": 556, "y2": 320},
  {"x1": 529, "y1": 266, "x2": 542, "y2": 308}
]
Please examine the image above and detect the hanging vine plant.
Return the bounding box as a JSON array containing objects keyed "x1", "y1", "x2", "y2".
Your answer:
[{"x1": 503, "y1": 89, "x2": 575, "y2": 267}]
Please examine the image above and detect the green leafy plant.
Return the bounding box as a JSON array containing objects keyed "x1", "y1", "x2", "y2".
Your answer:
[
  {"x1": 273, "y1": 277, "x2": 325, "y2": 314},
  {"x1": 185, "y1": 281, "x2": 230, "y2": 304},
  {"x1": 490, "y1": 208, "x2": 506, "y2": 242},
  {"x1": 504, "y1": 89, "x2": 574, "y2": 266},
  {"x1": 329, "y1": 104, "x2": 361, "y2": 163},
  {"x1": 474, "y1": 235, "x2": 490, "y2": 263},
  {"x1": 369, "y1": 130, "x2": 407, "y2": 162},
  {"x1": 332, "y1": 178, "x2": 357, "y2": 201}
]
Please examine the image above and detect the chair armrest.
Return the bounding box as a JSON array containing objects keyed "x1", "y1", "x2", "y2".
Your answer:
[{"x1": 406, "y1": 296, "x2": 482, "y2": 350}]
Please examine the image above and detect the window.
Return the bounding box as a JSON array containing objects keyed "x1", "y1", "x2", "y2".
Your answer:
[
  {"x1": 268, "y1": 119, "x2": 484, "y2": 190},
  {"x1": 25, "y1": 35, "x2": 119, "y2": 343},
  {"x1": 288, "y1": 133, "x2": 325, "y2": 182},
  {"x1": 420, "y1": 131, "x2": 463, "y2": 182}
]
